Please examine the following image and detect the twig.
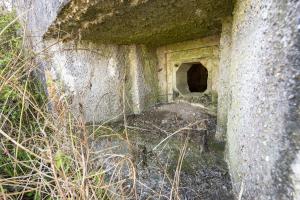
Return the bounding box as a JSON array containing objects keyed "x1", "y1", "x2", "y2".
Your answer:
[{"x1": 238, "y1": 181, "x2": 244, "y2": 200}]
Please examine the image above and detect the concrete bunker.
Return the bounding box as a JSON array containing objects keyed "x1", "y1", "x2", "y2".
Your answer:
[
  {"x1": 176, "y1": 62, "x2": 208, "y2": 95},
  {"x1": 16, "y1": 0, "x2": 300, "y2": 198}
]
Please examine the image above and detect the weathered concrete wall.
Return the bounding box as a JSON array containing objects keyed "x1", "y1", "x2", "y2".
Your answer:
[
  {"x1": 45, "y1": 41, "x2": 125, "y2": 122},
  {"x1": 216, "y1": 17, "x2": 232, "y2": 141},
  {"x1": 15, "y1": 0, "x2": 69, "y2": 39},
  {"x1": 15, "y1": 0, "x2": 223, "y2": 120},
  {"x1": 15, "y1": 0, "x2": 160, "y2": 123},
  {"x1": 15, "y1": 0, "x2": 72, "y2": 101},
  {"x1": 157, "y1": 37, "x2": 220, "y2": 104},
  {"x1": 44, "y1": 41, "x2": 159, "y2": 122},
  {"x1": 225, "y1": 0, "x2": 300, "y2": 199},
  {"x1": 127, "y1": 45, "x2": 160, "y2": 114}
]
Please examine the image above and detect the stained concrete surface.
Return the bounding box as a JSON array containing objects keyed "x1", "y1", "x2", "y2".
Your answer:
[
  {"x1": 223, "y1": 0, "x2": 300, "y2": 199},
  {"x1": 45, "y1": 0, "x2": 233, "y2": 46},
  {"x1": 43, "y1": 41, "x2": 160, "y2": 122}
]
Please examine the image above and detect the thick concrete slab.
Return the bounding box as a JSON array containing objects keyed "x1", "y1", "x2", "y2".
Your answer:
[{"x1": 45, "y1": 0, "x2": 233, "y2": 46}]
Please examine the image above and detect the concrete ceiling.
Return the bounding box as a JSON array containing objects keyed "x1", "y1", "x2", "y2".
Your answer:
[{"x1": 45, "y1": 0, "x2": 233, "y2": 46}]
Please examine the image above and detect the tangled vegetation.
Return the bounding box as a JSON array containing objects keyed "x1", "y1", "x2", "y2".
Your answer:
[{"x1": 0, "y1": 11, "x2": 114, "y2": 200}]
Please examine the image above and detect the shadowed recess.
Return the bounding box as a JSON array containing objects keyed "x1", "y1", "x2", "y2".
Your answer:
[{"x1": 187, "y1": 63, "x2": 208, "y2": 93}]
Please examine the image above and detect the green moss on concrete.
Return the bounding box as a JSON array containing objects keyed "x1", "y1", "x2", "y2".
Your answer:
[{"x1": 139, "y1": 46, "x2": 160, "y2": 107}]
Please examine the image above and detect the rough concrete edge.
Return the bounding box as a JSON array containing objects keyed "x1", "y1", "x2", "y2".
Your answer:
[
  {"x1": 215, "y1": 16, "x2": 233, "y2": 142},
  {"x1": 272, "y1": 0, "x2": 300, "y2": 198}
]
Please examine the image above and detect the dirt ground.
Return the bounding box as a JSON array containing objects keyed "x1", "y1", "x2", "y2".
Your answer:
[{"x1": 90, "y1": 102, "x2": 234, "y2": 199}]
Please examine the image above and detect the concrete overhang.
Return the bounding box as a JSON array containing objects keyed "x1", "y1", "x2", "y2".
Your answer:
[{"x1": 45, "y1": 0, "x2": 233, "y2": 46}]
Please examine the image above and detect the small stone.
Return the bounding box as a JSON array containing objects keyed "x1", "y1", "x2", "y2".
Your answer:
[{"x1": 161, "y1": 119, "x2": 168, "y2": 124}]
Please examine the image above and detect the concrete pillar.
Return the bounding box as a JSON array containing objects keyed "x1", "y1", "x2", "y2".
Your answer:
[
  {"x1": 225, "y1": 0, "x2": 300, "y2": 198},
  {"x1": 128, "y1": 45, "x2": 145, "y2": 114},
  {"x1": 216, "y1": 17, "x2": 233, "y2": 141}
]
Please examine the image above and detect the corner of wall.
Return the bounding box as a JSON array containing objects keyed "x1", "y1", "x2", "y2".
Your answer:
[{"x1": 216, "y1": 17, "x2": 233, "y2": 142}]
